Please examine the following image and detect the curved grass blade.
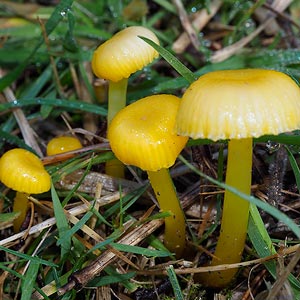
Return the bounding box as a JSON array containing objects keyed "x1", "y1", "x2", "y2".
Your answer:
[
  {"x1": 51, "y1": 184, "x2": 71, "y2": 258},
  {"x1": 139, "y1": 36, "x2": 197, "y2": 84},
  {"x1": 21, "y1": 262, "x2": 40, "y2": 300},
  {"x1": 248, "y1": 204, "x2": 300, "y2": 292},
  {"x1": 0, "y1": 245, "x2": 57, "y2": 267},
  {"x1": 166, "y1": 265, "x2": 184, "y2": 300},
  {"x1": 0, "y1": 98, "x2": 107, "y2": 116}
]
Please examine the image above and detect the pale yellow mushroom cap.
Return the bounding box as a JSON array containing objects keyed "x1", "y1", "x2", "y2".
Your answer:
[
  {"x1": 176, "y1": 69, "x2": 300, "y2": 141},
  {"x1": 46, "y1": 136, "x2": 82, "y2": 156},
  {"x1": 92, "y1": 26, "x2": 159, "y2": 82},
  {"x1": 0, "y1": 149, "x2": 51, "y2": 194},
  {"x1": 108, "y1": 95, "x2": 188, "y2": 171}
]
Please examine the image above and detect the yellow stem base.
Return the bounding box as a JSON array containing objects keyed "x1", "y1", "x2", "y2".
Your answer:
[
  {"x1": 199, "y1": 138, "x2": 252, "y2": 287},
  {"x1": 13, "y1": 192, "x2": 29, "y2": 232},
  {"x1": 147, "y1": 168, "x2": 186, "y2": 257}
]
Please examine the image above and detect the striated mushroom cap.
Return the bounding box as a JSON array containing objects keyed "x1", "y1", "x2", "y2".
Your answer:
[
  {"x1": 108, "y1": 94, "x2": 188, "y2": 171},
  {"x1": 176, "y1": 69, "x2": 300, "y2": 141}
]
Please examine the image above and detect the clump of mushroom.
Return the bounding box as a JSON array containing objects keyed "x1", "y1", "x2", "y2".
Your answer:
[
  {"x1": 92, "y1": 26, "x2": 159, "y2": 177},
  {"x1": 176, "y1": 69, "x2": 300, "y2": 286},
  {"x1": 108, "y1": 94, "x2": 188, "y2": 257}
]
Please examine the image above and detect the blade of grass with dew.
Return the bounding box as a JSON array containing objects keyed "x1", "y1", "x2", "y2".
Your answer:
[
  {"x1": 0, "y1": 245, "x2": 57, "y2": 267},
  {"x1": 166, "y1": 265, "x2": 184, "y2": 300},
  {"x1": 248, "y1": 204, "x2": 300, "y2": 292},
  {"x1": 20, "y1": 63, "x2": 53, "y2": 98},
  {"x1": 0, "y1": 0, "x2": 74, "y2": 92},
  {"x1": 0, "y1": 97, "x2": 107, "y2": 116},
  {"x1": 179, "y1": 155, "x2": 300, "y2": 238},
  {"x1": 51, "y1": 184, "x2": 71, "y2": 258},
  {"x1": 0, "y1": 130, "x2": 34, "y2": 152},
  {"x1": 110, "y1": 243, "x2": 171, "y2": 257},
  {"x1": 257, "y1": 134, "x2": 300, "y2": 146},
  {"x1": 186, "y1": 133, "x2": 300, "y2": 148},
  {"x1": 139, "y1": 36, "x2": 197, "y2": 84},
  {"x1": 20, "y1": 261, "x2": 40, "y2": 300}
]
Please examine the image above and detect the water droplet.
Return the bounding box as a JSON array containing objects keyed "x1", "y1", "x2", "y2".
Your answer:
[{"x1": 266, "y1": 140, "x2": 280, "y2": 153}]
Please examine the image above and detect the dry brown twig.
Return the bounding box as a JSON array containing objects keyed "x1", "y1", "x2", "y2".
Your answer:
[
  {"x1": 172, "y1": 0, "x2": 222, "y2": 54},
  {"x1": 172, "y1": 0, "x2": 200, "y2": 51},
  {"x1": 135, "y1": 244, "x2": 300, "y2": 276}
]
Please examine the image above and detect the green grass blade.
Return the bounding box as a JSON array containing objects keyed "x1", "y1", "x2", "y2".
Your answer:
[
  {"x1": 56, "y1": 211, "x2": 93, "y2": 247},
  {"x1": 0, "y1": 245, "x2": 57, "y2": 267},
  {"x1": 0, "y1": 97, "x2": 107, "y2": 116},
  {"x1": 111, "y1": 243, "x2": 171, "y2": 257},
  {"x1": 249, "y1": 205, "x2": 300, "y2": 291},
  {"x1": 285, "y1": 146, "x2": 300, "y2": 192},
  {"x1": 139, "y1": 36, "x2": 197, "y2": 84},
  {"x1": 51, "y1": 184, "x2": 71, "y2": 258},
  {"x1": 20, "y1": 262, "x2": 40, "y2": 300},
  {"x1": 166, "y1": 265, "x2": 184, "y2": 300},
  {"x1": 0, "y1": 130, "x2": 34, "y2": 152},
  {"x1": 87, "y1": 271, "x2": 136, "y2": 287}
]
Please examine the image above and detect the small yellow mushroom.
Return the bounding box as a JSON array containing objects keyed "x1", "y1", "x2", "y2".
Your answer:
[
  {"x1": 108, "y1": 94, "x2": 188, "y2": 257},
  {"x1": 46, "y1": 136, "x2": 82, "y2": 156},
  {"x1": 0, "y1": 148, "x2": 51, "y2": 232}
]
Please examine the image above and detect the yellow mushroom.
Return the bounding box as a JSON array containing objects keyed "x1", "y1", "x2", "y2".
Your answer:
[
  {"x1": 0, "y1": 148, "x2": 51, "y2": 232},
  {"x1": 176, "y1": 69, "x2": 300, "y2": 286},
  {"x1": 108, "y1": 94, "x2": 188, "y2": 257},
  {"x1": 46, "y1": 136, "x2": 83, "y2": 156},
  {"x1": 92, "y1": 26, "x2": 159, "y2": 177}
]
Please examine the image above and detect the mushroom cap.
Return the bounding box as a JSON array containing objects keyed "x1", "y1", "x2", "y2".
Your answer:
[
  {"x1": 0, "y1": 149, "x2": 51, "y2": 194},
  {"x1": 92, "y1": 26, "x2": 159, "y2": 82},
  {"x1": 108, "y1": 94, "x2": 188, "y2": 171},
  {"x1": 47, "y1": 136, "x2": 82, "y2": 156},
  {"x1": 176, "y1": 69, "x2": 300, "y2": 141}
]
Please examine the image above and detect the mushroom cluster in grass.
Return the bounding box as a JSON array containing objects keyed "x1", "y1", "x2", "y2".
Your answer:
[
  {"x1": 176, "y1": 69, "x2": 300, "y2": 287},
  {"x1": 46, "y1": 136, "x2": 83, "y2": 156},
  {"x1": 92, "y1": 26, "x2": 159, "y2": 177},
  {"x1": 0, "y1": 148, "x2": 51, "y2": 232},
  {"x1": 108, "y1": 94, "x2": 188, "y2": 257}
]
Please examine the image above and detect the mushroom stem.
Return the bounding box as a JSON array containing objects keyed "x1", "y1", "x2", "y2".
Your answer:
[
  {"x1": 147, "y1": 168, "x2": 186, "y2": 257},
  {"x1": 107, "y1": 78, "x2": 128, "y2": 126},
  {"x1": 204, "y1": 138, "x2": 252, "y2": 287},
  {"x1": 106, "y1": 78, "x2": 128, "y2": 178},
  {"x1": 13, "y1": 192, "x2": 29, "y2": 232}
]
